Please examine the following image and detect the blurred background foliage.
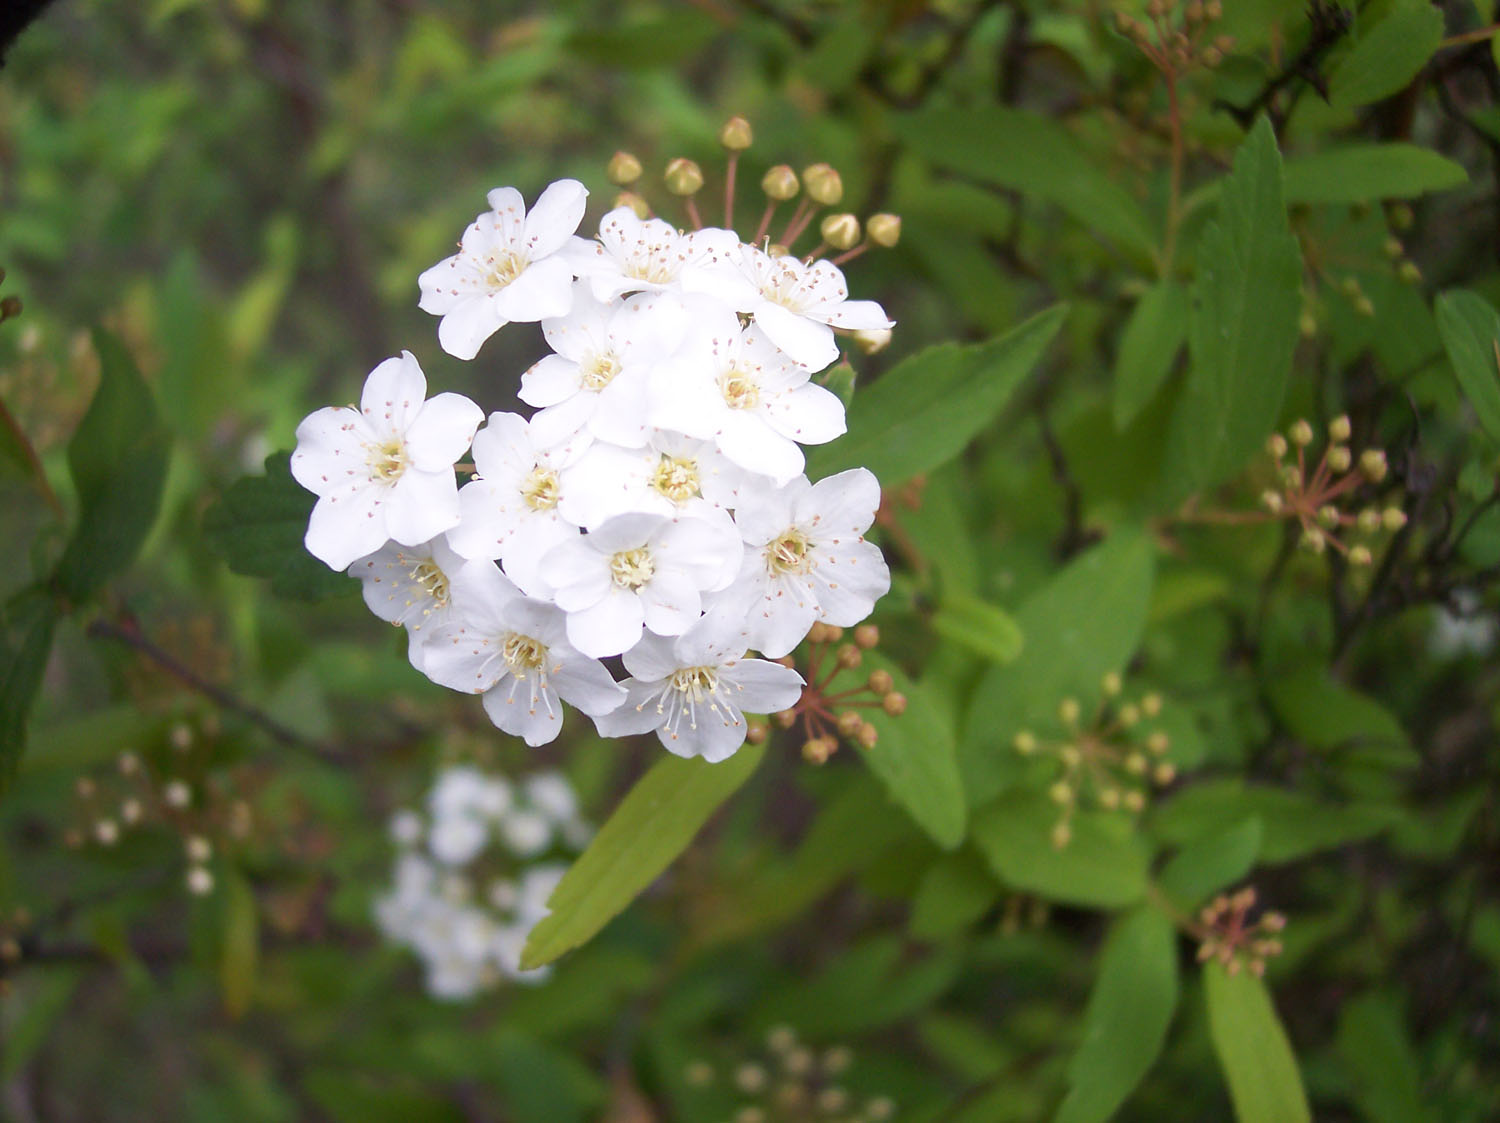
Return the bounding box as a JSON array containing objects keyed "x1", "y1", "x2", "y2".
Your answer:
[{"x1": 2, "y1": 0, "x2": 1500, "y2": 1120}]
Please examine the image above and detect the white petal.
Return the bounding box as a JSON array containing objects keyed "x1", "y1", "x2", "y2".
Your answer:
[
  {"x1": 405, "y1": 393, "x2": 484, "y2": 471},
  {"x1": 593, "y1": 679, "x2": 665, "y2": 737},
  {"x1": 764, "y1": 382, "x2": 846, "y2": 446},
  {"x1": 482, "y1": 677, "x2": 564, "y2": 746},
  {"x1": 523, "y1": 179, "x2": 588, "y2": 258},
  {"x1": 495, "y1": 256, "x2": 576, "y2": 323},
  {"x1": 549, "y1": 654, "x2": 627, "y2": 717},
  {"x1": 360, "y1": 352, "x2": 428, "y2": 436},
  {"x1": 638, "y1": 571, "x2": 702, "y2": 637},
  {"x1": 565, "y1": 588, "x2": 645, "y2": 658},
  {"x1": 305, "y1": 485, "x2": 389, "y2": 571},
  {"x1": 291, "y1": 407, "x2": 365, "y2": 495},
  {"x1": 438, "y1": 296, "x2": 507, "y2": 361},
  {"x1": 519, "y1": 354, "x2": 581, "y2": 409},
  {"x1": 385, "y1": 471, "x2": 461, "y2": 546},
  {"x1": 820, "y1": 298, "x2": 893, "y2": 331},
  {"x1": 752, "y1": 302, "x2": 839, "y2": 371},
  {"x1": 799, "y1": 467, "x2": 882, "y2": 538},
  {"x1": 726, "y1": 657, "x2": 805, "y2": 712}
]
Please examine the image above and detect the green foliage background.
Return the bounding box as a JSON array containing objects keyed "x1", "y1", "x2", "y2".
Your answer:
[{"x1": 2, "y1": 0, "x2": 1499, "y2": 1120}]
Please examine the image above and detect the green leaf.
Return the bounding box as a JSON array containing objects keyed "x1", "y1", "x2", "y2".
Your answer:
[
  {"x1": 1435, "y1": 289, "x2": 1500, "y2": 445},
  {"x1": 51, "y1": 330, "x2": 171, "y2": 602},
  {"x1": 1055, "y1": 906, "x2": 1179, "y2": 1123},
  {"x1": 219, "y1": 867, "x2": 259, "y2": 1019},
  {"x1": 1266, "y1": 667, "x2": 1410, "y2": 752},
  {"x1": 202, "y1": 452, "x2": 355, "y2": 601},
  {"x1": 1161, "y1": 118, "x2": 1302, "y2": 504},
  {"x1": 961, "y1": 529, "x2": 1155, "y2": 805},
  {"x1": 0, "y1": 968, "x2": 82, "y2": 1081},
  {"x1": 521, "y1": 744, "x2": 764, "y2": 969},
  {"x1": 971, "y1": 790, "x2": 1151, "y2": 909},
  {"x1": 0, "y1": 586, "x2": 60, "y2": 782},
  {"x1": 1157, "y1": 816, "x2": 1263, "y2": 910},
  {"x1": 1155, "y1": 780, "x2": 1395, "y2": 863},
  {"x1": 932, "y1": 593, "x2": 1024, "y2": 664},
  {"x1": 1335, "y1": 992, "x2": 1428, "y2": 1123},
  {"x1": 891, "y1": 108, "x2": 1158, "y2": 263},
  {"x1": 1113, "y1": 281, "x2": 1187, "y2": 430},
  {"x1": 1282, "y1": 144, "x2": 1468, "y2": 205},
  {"x1": 1204, "y1": 964, "x2": 1311, "y2": 1123},
  {"x1": 1328, "y1": 2, "x2": 1443, "y2": 110},
  {"x1": 910, "y1": 847, "x2": 1002, "y2": 939},
  {"x1": 487, "y1": 1029, "x2": 606, "y2": 1123},
  {"x1": 857, "y1": 652, "x2": 967, "y2": 849},
  {"x1": 806, "y1": 305, "x2": 1066, "y2": 485}
]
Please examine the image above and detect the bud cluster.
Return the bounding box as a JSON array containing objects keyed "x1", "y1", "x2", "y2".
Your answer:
[
  {"x1": 374, "y1": 765, "x2": 590, "y2": 1000},
  {"x1": 1195, "y1": 886, "x2": 1286, "y2": 978},
  {"x1": 1115, "y1": 0, "x2": 1233, "y2": 71},
  {"x1": 767, "y1": 624, "x2": 905, "y2": 764},
  {"x1": 1262, "y1": 416, "x2": 1406, "y2": 563},
  {"x1": 1012, "y1": 672, "x2": 1176, "y2": 849},
  {"x1": 682, "y1": 1023, "x2": 896, "y2": 1123}
]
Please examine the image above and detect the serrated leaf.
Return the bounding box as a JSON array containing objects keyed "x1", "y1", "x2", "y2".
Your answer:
[
  {"x1": 891, "y1": 108, "x2": 1158, "y2": 263},
  {"x1": 51, "y1": 330, "x2": 171, "y2": 602},
  {"x1": 1435, "y1": 289, "x2": 1500, "y2": 445},
  {"x1": 521, "y1": 744, "x2": 764, "y2": 969},
  {"x1": 1113, "y1": 281, "x2": 1187, "y2": 430},
  {"x1": 1157, "y1": 816, "x2": 1263, "y2": 910},
  {"x1": 857, "y1": 652, "x2": 967, "y2": 849},
  {"x1": 1161, "y1": 118, "x2": 1302, "y2": 504},
  {"x1": 202, "y1": 452, "x2": 354, "y2": 601},
  {"x1": 932, "y1": 593, "x2": 1024, "y2": 664},
  {"x1": 972, "y1": 789, "x2": 1150, "y2": 909},
  {"x1": 0, "y1": 585, "x2": 60, "y2": 781},
  {"x1": 1055, "y1": 906, "x2": 1179, "y2": 1123},
  {"x1": 1328, "y1": 2, "x2": 1443, "y2": 110},
  {"x1": 1282, "y1": 144, "x2": 1467, "y2": 204},
  {"x1": 961, "y1": 529, "x2": 1155, "y2": 806},
  {"x1": 806, "y1": 304, "x2": 1067, "y2": 485},
  {"x1": 1204, "y1": 964, "x2": 1311, "y2": 1123}
]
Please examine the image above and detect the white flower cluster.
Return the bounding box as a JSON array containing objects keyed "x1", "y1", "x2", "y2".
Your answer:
[
  {"x1": 292, "y1": 180, "x2": 893, "y2": 761},
  {"x1": 374, "y1": 766, "x2": 587, "y2": 1000}
]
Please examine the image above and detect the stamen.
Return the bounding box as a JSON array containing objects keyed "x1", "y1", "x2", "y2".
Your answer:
[
  {"x1": 485, "y1": 250, "x2": 528, "y2": 291},
  {"x1": 609, "y1": 547, "x2": 656, "y2": 590},
  {"x1": 521, "y1": 465, "x2": 561, "y2": 510},
  {"x1": 367, "y1": 438, "x2": 409, "y2": 483},
  {"x1": 720, "y1": 366, "x2": 761, "y2": 410},
  {"x1": 581, "y1": 349, "x2": 622, "y2": 391},
  {"x1": 651, "y1": 454, "x2": 701, "y2": 502},
  {"x1": 767, "y1": 529, "x2": 814, "y2": 575}
]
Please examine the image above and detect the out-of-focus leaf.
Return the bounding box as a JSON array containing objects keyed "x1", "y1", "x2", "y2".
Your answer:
[
  {"x1": 1267, "y1": 667, "x2": 1410, "y2": 752},
  {"x1": 0, "y1": 968, "x2": 82, "y2": 1081},
  {"x1": 1162, "y1": 118, "x2": 1301, "y2": 504},
  {"x1": 972, "y1": 790, "x2": 1150, "y2": 909},
  {"x1": 807, "y1": 305, "x2": 1066, "y2": 485},
  {"x1": 1113, "y1": 281, "x2": 1187, "y2": 430},
  {"x1": 1435, "y1": 289, "x2": 1500, "y2": 445},
  {"x1": 521, "y1": 744, "x2": 764, "y2": 969},
  {"x1": 1282, "y1": 144, "x2": 1467, "y2": 204},
  {"x1": 1155, "y1": 780, "x2": 1396, "y2": 863},
  {"x1": 1055, "y1": 906, "x2": 1179, "y2": 1123},
  {"x1": 51, "y1": 330, "x2": 171, "y2": 602},
  {"x1": 202, "y1": 452, "x2": 354, "y2": 601},
  {"x1": 220, "y1": 867, "x2": 258, "y2": 1019},
  {"x1": 891, "y1": 108, "x2": 1158, "y2": 263},
  {"x1": 566, "y1": 11, "x2": 719, "y2": 69},
  {"x1": 910, "y1": 847, "x2": 1001, "y2": 939},
  {"x1": 858, "y1": 652, "x2": 967, "y2": 849},
  {"x1": 1204, "y1": 963, "x2": 1311, "y2": 1123},
  {"x1": 932, "y1": 594, "x2": 1024, "y2": 664},
  {"x1": 1328, "y1": 2, "x2": 1443, "y2": 110},
  {"x1": 0, "y1": 585, "x2": 60, "y2": 782},
  {"x1": 1157, "y1": 816, "x2": 1263, "y2": 910},
  {"x1": 1335, "y1": 992, "x2": 1428, "y2": 1123},
  {"x1": 488, "y1": 1029, "x2": 606, "y2": 1123},
  {"x1": 303, "y1": 1070, "x2": 466, "y2": 1123}
]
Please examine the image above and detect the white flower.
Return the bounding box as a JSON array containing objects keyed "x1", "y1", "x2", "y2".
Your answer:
[
  {"x1": 565, "y1": 205, "x2": 741, "y2": 301},
  {"x1": 594, "y1": 608, "x2": 804, "y2": 761},
  {"x1": 348, "y1": 536, "x2": 470, "y2": 673},
  {"x1": 445, "y1": 411, "x2": 585, "y2": 598},
  {"x1": 291, "y1": 352, "x2": 483, "y2": 570},
  {"x1": 696, "y1": 244, "x2": 893, "y2": 371},
  {"x1": 543, "y1": 511, "x2": 744, "y2": 657},
  {"x1": 520, "y1": 285, "x2": 688, "y2": 449},
  {"x1": 522, "y1": 772, "x2": 580, "y2": 824},
  {"x1": 499, "y1": 808, "x2": 553, "y2": 857},
  {"x1": 727, "y1": 467, "x2": 891, "y2": 658},
  {"x1": 559, "y1": 429, "x2": 752, "y2": 528},
  {"x1": 418, "y1": 180, "x2": 589, "y2": 360},
  {"x1": 422, "y1": 562, "x2": 626, "y2": 746},
  {"x1": 653, "y1": 306, "x2": 846, "y2": 484}
]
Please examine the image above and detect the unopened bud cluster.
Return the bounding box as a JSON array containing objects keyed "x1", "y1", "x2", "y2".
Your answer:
[
  {"x1": 1196, "y1": 886, "x2": 1286, "y2": 978},
  {"x1": 681, "y1": 1023, "x2": 896, "y2": 1123},
  {"x1": 1013, "y1": 672, "x2": 1176, "y2": 849},
  {"x1": 1262, "y1": 417, "x2": 1406, "y2": 564},
  {"x1": 1116, "y1": 0, "x2": 1233, "y2": 71},
  {"x1": 769, "y1": 624, "x2": 904, "y2": 764}
]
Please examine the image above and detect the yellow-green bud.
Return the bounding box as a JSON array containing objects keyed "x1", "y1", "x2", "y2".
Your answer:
[
  {"x1": 1153, "y1": 762, "x2": 1177, "y2": 785},
  {"x1": 1328, "y1": 414, "x2": 1352, "y2": 443},
  {"x1": 718, "y1": 115, "x2": 753, "y2": 150},
  {"x1": 1147, "y1": 730, "x2": 1170, "y2": 754},
  {"x1": 1013, "y1": 730, "x2": 1037, "y2": 755},
  {"x1": 1300, "y1": 311, "x2": 1317, "y2": 337},
  {"x1": 1340, "y1": 276, "x2": 1361, "y2": 298},
  {"x1": 613, "y1": 191, "x2": 650, "y2": 219},
  {"x1": 1348, "y1": 544, "x2": 1373, "y2": 567},
  {"x1": 1201, "y1": 46, "x2": 1223, "y2": 67},
  {"x1": 853, "y1": 327, "x2": 892, "y2": 354},
  {"x1": 1266, "y1": 433, "x2": 1288, "y2": 459},
  {"x1": 664, "y1": 157, "x2": 703, "y2": 196},
  {"x1": 802, "y1": 162, "x2": 843, "y2": 205},
  {"x1": 820, "y1": 212, "x2": 861, "y2": 251},
  {"x1": 1261, "y1": 489, "x2": 1284, "y2": 515},
  {"x1": 1058, "y1": 697, "x2": 1081, "y2": 727},
  {"x1": 1123, "y1": 790, "x2": 1146, "y2": 812},
  {"x1": 1398, "y1": 261, "x2": 1422, "y2": 285},
  {"x1": 1389, "y1": 203, "x2": 1414, "y2": 230},
  {"x1": 1119, "y1": 703, "x2": 1141, "y2": 728},
  {"x1": 1382, "y1": 506, "x2": 1407, "y2": 532},
  {"x1": 1124, "y1": 752, "x2": 1147, "y2": 776},
  {"x1": 866, "y1": 212, "x2": 902, "y2": 247},
  {"x1": 1098, "y1": 787, "x2": 1122, "y2": 810},
  {"x1": 1355, "y1": 295, "x2": 1376, "y2": 317},
  {"x1": 882, "y1": 692, "x2": 907, "y2": 716},
  {"x1": 761, "y1": 164, "x2": 799, "y2": 201},
  {"x1": 1317, "y1": 504, "x2": 1341, "y2": 530},
  {"x1": 1050, "y1": 821, "x2": 1073, "y2": 849},
  {"x1": 1141, "y1": 692, "x2": 1162, "y2": 717},
  {"x1": 1301, "y1": 527, "x2": 1327, "y2": 554},
  {"x1": 1281, "y1": 464, "x2": 1303, "y2": 490},
  {"x1": 1383, "y1": 236, "x2": 1404, "y2": 259},
  {"x1": 1101, "y1": 670, "x2": 1123, "y2": 696},
  {"x1": 1049, "y1": 780, "x2": 1074, "y2": 805},
  {"x1": 1059, "y1": 744, "x2": 1082, "y2": 768},
  {"x1": 607, "y1": 151, "x2": 642, "y2": 185},
  {"x1": 1360, "y1": 449, "x2": 1388, "y2": 482},
  {"x1": 1357, "y1": 507, "x2": 1382, "y2": 534},
  {"x1": 1289, "y1": 419, "x2": 1314, "y2": 447},
  {"x1": 1206, "y1": 0, "x2": 1224, "y2": 18},
  {"x1": 1327, "y1": 446, "x2": 1352, "y2": 473}
]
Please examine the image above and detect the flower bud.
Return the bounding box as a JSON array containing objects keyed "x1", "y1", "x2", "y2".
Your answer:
[
  {"x1": 853, "y1": 327, "x2": 892, "y2": 354},
  {"x1": 1348, "y1": 544, "x2": 1373, "y2": 567},
  {"x1": 1289, "y1": 419, "x2": 1314, "y2": 447},
  {"x1": 1327, "y1": 446, "x2": 1351, "y2": 473},
  {"x1": 1261, "y1": 489, "x2": 1284, "y2": 515},
  {"x1": 1013, "y1": 730, "x2": 1037, "y2": 755},
  {"x1": 1398, "y1": 261, "x2": 1422, "y2": 285},
  {"x1": 1357, "y1": 507, "x2": 1381, "y2": 534},
  {"x1": 802, "y1": 162, "x2": 843, "y2": 205},
  {"x1": 186, "y1": 866, "x2": 215, "y2": 895},
  {"x1": 1153, "y1": 762, "x2": 1177, "y2": 785},
  {"x1": 820, "y1": 212, "x2": 861, "y2": 251},
  {"x1": 856, "y1": 722, "x2": 878, "y2": 749},
  {"x1": 164, "y1": 780, "x2": 191, "y2": 808},
  {"x1": 1147, "y1": 731, "x2": 1170, "y2": 754},
  {"x1": 882, "y1": 691, "x2": 907, "y2": 716},
  {"x1": 836, "y1": 710, "x2": 864, "y2": 736},
  {"x1": 1102, "y1": 671, "x2": 1123, "y2": 696},
  {"x1": 1098, "y1": 787, "x2": 1121, "y2": 810},
  {"x1": 1051, "y1": 820, "x2": 1072, "y2": 849},
  {"x1": 761, "y1": 164, "x2": 800, "y2": 201},
  {"x1": 94, "y1": 819, "x2": 119, "y2": 846},
  {"x1": 836, "y1": 643, "x2": 862, "y2": 669},
  {"x1": 120, "y1": 798, "x2": 143, "y2": 824},
  {"x1": 1328, "y1": 414, "x2": 1352, "y2": 443},
  {"x1": 1049, "y1": 781, "x2": 1074, "y2": 805},
  {"x1": 1317, "y1": 504, "x2": 1340, "y2": 530},
  {"x1": 1119, "y1": 703, "x2": 1141, "y2": 728},
  {"x1": 186, "y1": 835, "x2": 213, "y2": 863},
  {"x1": 1124, "y1": 752, "x2": 1147, "y2": 775},
  {"x1": 1300, "y1": 311, "x2": 1318, "y2": 337},
  {"x1": 746, "y1": 722, "x2": 768, "y2": 745},
  {"x1": 1058, "y1": 697, "x2": 1081, "y2": 726},
  {"x1": 1207, "y1": 1, "x2": 1224, "y2": 19},
  {"x1": 718, "y1": 115, "x2": 753, "y2": 150},
  {"x1": 1355, "y1": 295, "x2": 1375, "y2": 317},
  {"x1": 867, "y1": 669, "x2": 893, "y2": 695},
  {"x1": 866, "y1": 212, "x2": 902, "y2": 247},
  {"x1": 802, "y1": 737, "x2": 832, "y2": 764},
  {"x1": 1360, "y1": 449, "x2": 1388, "y2": 482},
  {"x1": 607, "y1": 151, "x2": 642, "y2": 185},
  {"x1": 1382, "y1": 506, "x2": 1407, "y2": 532},
  {"x1": 774, "y1": 709, "x2": 798, "y2": 729},
  {"x1": 1266, "y1": 433, "x2": 1288, "y2": 459},
  {"x1": 1142, "y1": 692, "x2": 1162, "y2": 717},
  {"x1": 1059, "y1": 744, "x2": 1081, "y2": 768},
  {"x1": 854, "y1": 623, "x2": 879, "y2": 648},
  {"x1": 1123, "y1": 790, "x2": 1146, "y2": 812},
  {"x1": 1300, "y1": 527, "x2": 1327, "y2": 554},
  {"x1": 1201, "y1": 46, "x2": 1222, "y2": 67},
  {"x1": 613, "y1": 191, "x2": 650, "y2": 219},
  {"x1": 664, "y1": 158, "x2": 703, "y2": 196}
]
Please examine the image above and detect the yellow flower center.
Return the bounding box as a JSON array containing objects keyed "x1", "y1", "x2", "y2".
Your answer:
[
  {"x1": 625, "y1": 255, "x2": 675, "y2": 285},
  {"x1": 407, "y1": 559, "x2": 451, "y2": 608},
  {"x1": 485, "y1": 250, "x2": 528, "y2": 291},
  {"x1": 581, "y1": 350, "x2": 622, "y2": 391},
  {"x1": 501, "y1": 632, "x2": 548, "y2": 674},
  {"x1": 521, "y1": 465, "x2": 561, "y2": 511},
  {"x1": 719, "y1": 366, "x2": 761, "y2": 410},
  {"x1": 767, "y1": 529, "x2": 814, "y2": 575},
  {"x1": 668, "y1": 665, "x2": 720, "y2": 699},
  {"x1": 609, "y1": 547, "x2": 656, "y2": 590},
  {"x1": 367, "y1": 438, "x2": 409, "y2": 484},
  {"x1": 650, "y1": 455, "x2": 700, "y2": 503}
]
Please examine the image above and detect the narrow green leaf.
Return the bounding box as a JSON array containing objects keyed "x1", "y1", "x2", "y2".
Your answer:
[
  {"x1": 1113, "y1": 281, "x2": 1187, "y2": 430},
  {"x1": 1282, "y1": 144, "x2": 1467, "y2": 204},
  {"x1": 1055, "y1": 906, "x2": 1179, "y2": 1123},
  {"x1": 0, "y1": 968, "x2": 83, "y2": 1080},
  {"x1": 0, "y1": 585, "x2": 60, "y2": 781},
  {"x1": 1161, "y1": 118, "x2": 1302, "y2": 503},
  {"x1": 1157, "y1": 816, "x2": 1263, "y2": 910},
  {"x1": 521, "y1": 744, "x2": 764, "y2": 969},
  {"x1": 1328, "y1": 3, "x2": 1443, "y2": 110},
  {"x1": 807, "y1": 305, "x2": 1067, "y2": 484},
  {"x1": 961, "y1": 529, "x2": 1155, "y2": 806},
  {"x1": 1155, "y1": 780, "x2": 1395, "y2": 863},
  {"x1": 1266, "y1": 667, "x2": 1409, "y2": 752},
  {"x1": 1435, "y1": 289, "x2": 1500, "y2": 445},
  {"x1": 202, "y1": 452, "x2": 355, "y2": 601},
  {"x1": 932, "y1": 594, "x2": 1024, "y2": 664},
  {"x1": 891, "y1": 108, "x2": 1159, "y2": 263},
  {"x1": 1204, "y1": 964, "x2": 1311, "y2": 1123},
  {"x1": 51, "y1": 330, "x2": 171, "y2": 602},
  {"x1": 219, "y1": 868, "x2": 259, "y2": 1019},
  {"x1": 857, "y1": 652, "x2": 966, "y2": 848},
  {"x1": 910, "y1": 847, "x2": 1001, "y2": 939},
  {"x1": 1335, "y1": 992, "x2": 1428, "y2": 1123},
  {"x1": 972, "y1": 790, "x2": 1150, "y2": 909}
]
